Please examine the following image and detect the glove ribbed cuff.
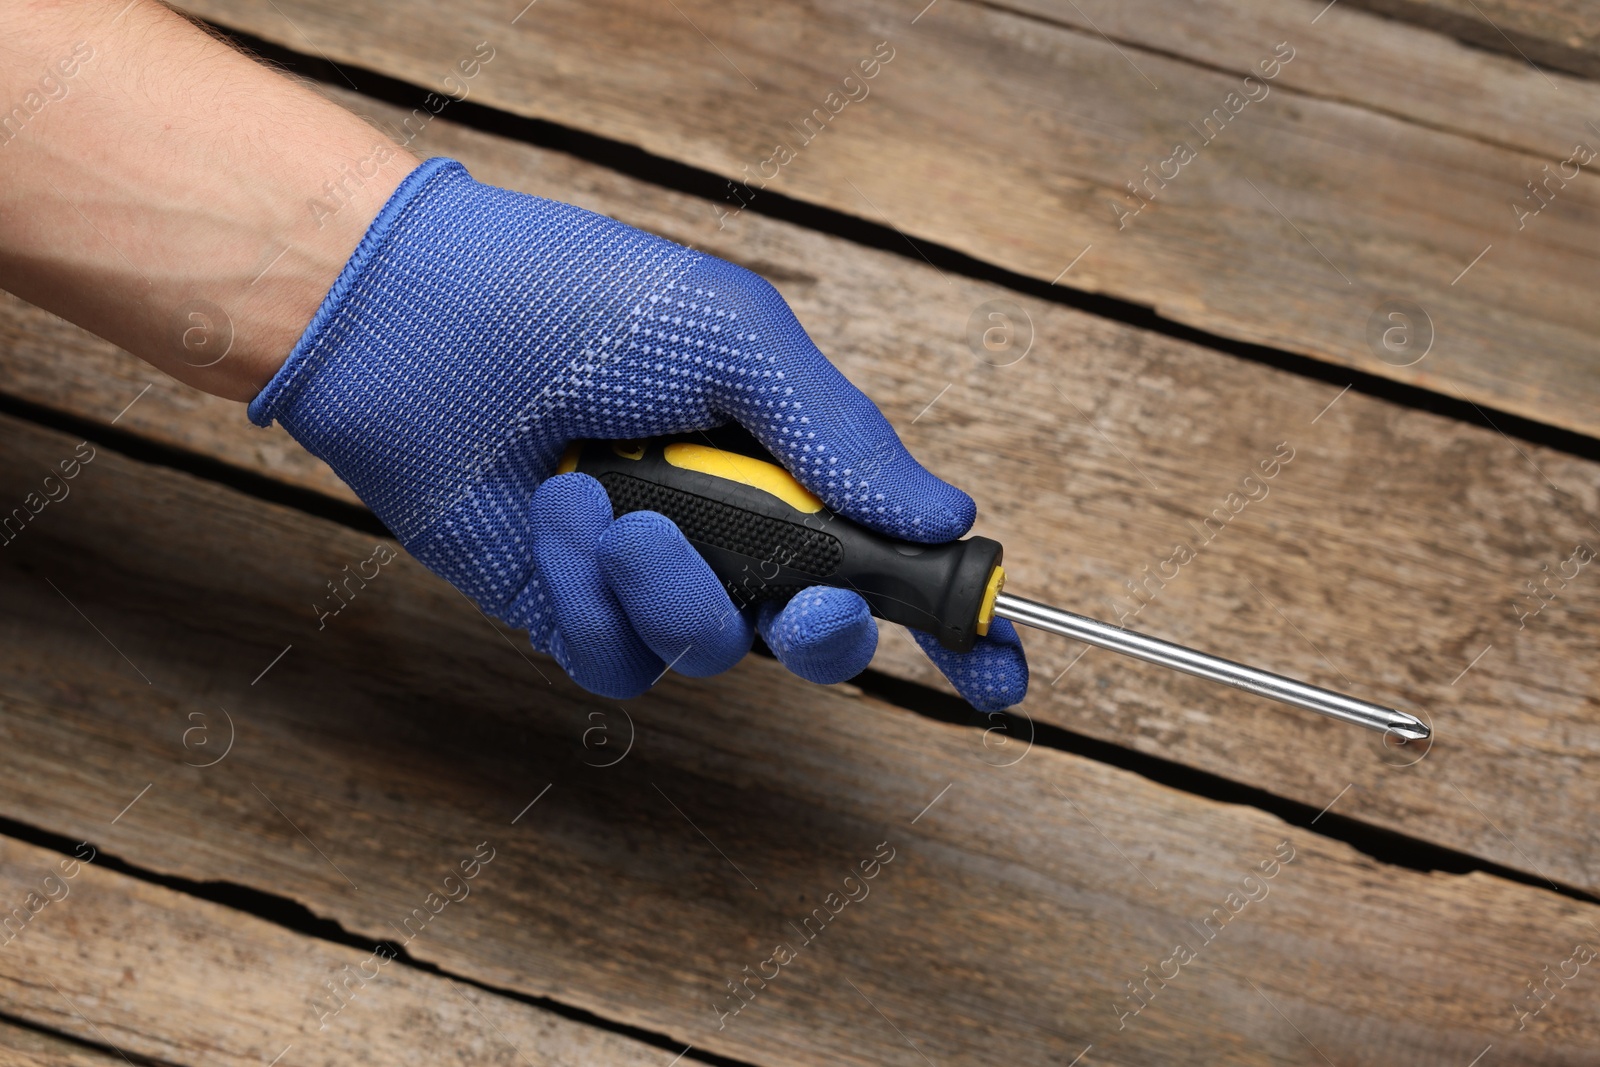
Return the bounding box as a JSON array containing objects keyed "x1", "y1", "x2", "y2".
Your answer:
[{"x1": 249, "y1": 156, "x2": 458, "y2": 429}]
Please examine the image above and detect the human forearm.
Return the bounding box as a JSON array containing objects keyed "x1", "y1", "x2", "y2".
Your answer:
[{"x1": 0, "y1": 0, "x2": 418, "y2": 399}]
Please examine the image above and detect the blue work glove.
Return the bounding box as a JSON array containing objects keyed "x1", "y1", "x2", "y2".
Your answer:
[{"x1": 249, "y1": 157, "x2": 1027, "y2": 709}]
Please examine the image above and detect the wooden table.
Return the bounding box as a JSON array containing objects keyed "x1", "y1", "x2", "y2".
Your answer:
[{"x1": 2, "y1": 2, "x2": 1597, "y2": 1064}]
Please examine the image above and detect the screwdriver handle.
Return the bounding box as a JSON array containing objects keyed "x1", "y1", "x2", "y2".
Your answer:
[{"x1": 560, "y1": 429, "x2": 1005, "y2": 652}]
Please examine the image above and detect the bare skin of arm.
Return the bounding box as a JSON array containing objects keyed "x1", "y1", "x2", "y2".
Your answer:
[{"x1": 0, "y1": 0, "x2": 418, "y2": 401}]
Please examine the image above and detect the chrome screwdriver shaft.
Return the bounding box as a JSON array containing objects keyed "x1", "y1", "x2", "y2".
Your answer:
[{"x1": 993, "y1": 592, "x2": 1430, "y2": 740}]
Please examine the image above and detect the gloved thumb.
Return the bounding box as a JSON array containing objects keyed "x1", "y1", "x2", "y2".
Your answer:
[
  {"x1": 687, "y1": 256, "x2": 975, "y2": 544},
  {"x1": 769, "y1": 354, "x2": 977, "y2": 545}
]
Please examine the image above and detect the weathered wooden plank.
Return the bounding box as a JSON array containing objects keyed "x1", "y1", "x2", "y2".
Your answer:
[
  {"x1": 1344, "y1": 0, "x2": 1600, "y2": 80},
  {"x1": 5, "y1": 89, "x2": 1596, "y2": 893},
  {"x1": 996, "y1": 0, "x2": 1600, "y2": 158},
  {"x1": 1, "y1": 413, "x2": 1597, "y2": 1065},
  {"x1": 0, "y1": 834, "x2": 677, "y2": 1066},
  {"x1": 0, "y1": 289, "x2": 355, "y2": 504},
  {"x1": 173, "y1": 0, "x2": 1600, "y2": 435},
  {"x1": 0, "y1": 1018, "x2": 126, "y2": 1067}
]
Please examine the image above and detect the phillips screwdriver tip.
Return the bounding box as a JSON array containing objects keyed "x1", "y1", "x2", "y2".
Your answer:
[{"x1": 1386, "y1": 715, "x2": 1431, "y2": 742}]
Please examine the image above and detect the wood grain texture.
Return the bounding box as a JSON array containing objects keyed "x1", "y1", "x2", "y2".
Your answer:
[
  {"x1": 1, "y1": 410, "x2": 1598, "y2": 1066},
  {"x1": 0, "y1": 1018, "x2": 126, "y2": 1067},
  {"x1": 5, "y1": 89, "x2": 1597, "y2": 893},
  {"x1": 1344, "y1": 0, "x2": 1600, "y2": 80},
  {"x1": 992, "y1": 0, "x2": 1600, "y2": 161},
  {"x1": 0, "y1": 836, "x2": 676, "y2": 1066},
  {"x1": 172, "y1": 0, "x2": 1600, "y2": 435}
]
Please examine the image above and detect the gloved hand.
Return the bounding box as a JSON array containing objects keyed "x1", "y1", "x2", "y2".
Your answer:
[{"x1": 250, "y1": 157, "x2": 1028, "y2": 709}]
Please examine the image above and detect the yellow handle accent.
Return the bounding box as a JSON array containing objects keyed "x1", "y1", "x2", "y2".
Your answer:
[
  {"x1": 975, "y1": 564, "x2": 1006, "y2": 637},
  {"x1": 561, "y1": 440, "x2": 645, "y2": 475},
  {"x1": 556, "y1": 442, "x2": 580, "y2": 475},
  {"x1": 662, "y1": 443, "x2": 823, "y2": 514}
]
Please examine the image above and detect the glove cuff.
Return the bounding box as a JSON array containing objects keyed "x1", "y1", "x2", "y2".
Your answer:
[{"x1": 248, "y1": 155, "x2": 460, "y2": 428}]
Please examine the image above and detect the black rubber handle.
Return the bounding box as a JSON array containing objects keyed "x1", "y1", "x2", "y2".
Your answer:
[{"x1": 566, "y1": 427, "x2": 1003, "y2": 653}]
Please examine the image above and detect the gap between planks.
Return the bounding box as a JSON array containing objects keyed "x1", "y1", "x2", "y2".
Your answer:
[
  {"x1": 1, "y1": 392, "x2": 1593, "y2": 911},
  {"x1": 1341, "y1": 0, "x2": 1600, "y2": 81},
  {"x1": 208, "y1": 24, "x2": 1600, "y2": 468},
  {"x1": 2, "y1": 408, "x2": 1598, "y2": 1063},
  {"x1": 3, "y1": 371, "x2": 1598, "y2": 918},
  {"x1": 172, "y1": 0, "x2": 1600, "y2": 437}
]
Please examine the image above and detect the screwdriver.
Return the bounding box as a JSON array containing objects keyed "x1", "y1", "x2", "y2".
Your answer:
[{"x1": 561, "y1": 429, "x2": 1431, "y2": 742}]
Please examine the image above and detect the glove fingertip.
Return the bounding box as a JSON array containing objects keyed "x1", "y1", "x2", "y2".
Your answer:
[
  {"x1": 913, "y1": 618, "x2": 1029, "y2": 711},
  {"x1": 549, "y1": 628, "x2": 659, "y2": 699},
  {"x1": 900, "y1": 472, "x2": 977, "y2": 544},
  {"x1": 531, "y1": 470, "x2": 612, "y2": 516},
  {"x1": 758, "y1": 586, "x2": 877, "y2": 685}
]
